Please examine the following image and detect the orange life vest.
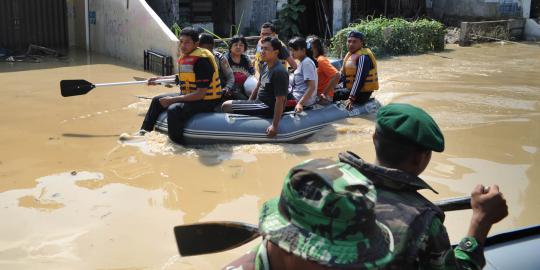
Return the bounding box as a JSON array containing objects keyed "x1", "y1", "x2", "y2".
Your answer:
[
  {"x1": 342, "y1": 48, "x2": 379, "y2": 92},
  {"x1": 178, "y1": 48, "x2": 222, "y2": 100}
]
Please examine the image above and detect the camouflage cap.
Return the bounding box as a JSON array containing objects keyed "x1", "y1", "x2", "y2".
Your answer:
[
  {"x1": 376, "y1": 103, "x2": 445, "y2": 152},
  {"x1": 259, "y1": 159, "x2": 394, "y2": 269}
]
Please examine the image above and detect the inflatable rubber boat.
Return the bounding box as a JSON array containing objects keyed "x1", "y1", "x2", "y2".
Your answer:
[
  {"x1": 483, "y1": 224, "x2": 540, "y2": 270},
  {"x1": 155, "y1": 99, "x2": 381, "y2": 145}
]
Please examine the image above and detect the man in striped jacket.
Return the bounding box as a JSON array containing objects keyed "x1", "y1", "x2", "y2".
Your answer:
[{"x1": 334, "y1": 31, "x2": 379, "y2": 110}]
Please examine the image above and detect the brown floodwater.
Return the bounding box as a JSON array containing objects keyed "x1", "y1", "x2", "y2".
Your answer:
[{"x1": 1, "y1": 42, "x2": 539, "y2": 269}]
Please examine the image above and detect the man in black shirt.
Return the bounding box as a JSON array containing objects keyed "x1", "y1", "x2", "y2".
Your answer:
[
  {"x1": 254, "y1": 22, "x2": 297, "y2": 75},
  {"x1": 221, "y1": 37, "x2": 289, "y2": 138},
  {"x1": 138, "y1": 28, "x2": 222, "y2": 144}
]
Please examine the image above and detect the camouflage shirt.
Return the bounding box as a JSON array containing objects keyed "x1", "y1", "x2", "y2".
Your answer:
[
  {"x1": 222, "y1": 153, "x2": 485, "y2": 270},
  {"x1": 338, "y1": 151, "x2": 485, "y2": 270}
]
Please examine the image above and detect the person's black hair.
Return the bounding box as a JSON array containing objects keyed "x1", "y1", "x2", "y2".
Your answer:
[
  {"x1": 262, "y1": 36, "x2": 282, "y2": 52},
  {"x1": 288, "y1": 36, "x2": 318, "y2": 67},
  {"x1": 228, "y1": 35, "x2": 248, "y2": 52},
  {"x1": 198, "y1": 33, "x2": 214, "y2": 46},
  {"x1": 180, "y1": 28, "x2": 199, "y2": 42},
  {"x1": 261, "y1": 22, "x2": 276, "y2": 33},
  {"x1": 307, "y1": 35, "x2": 325, "y2": 56},
  {"x1": 348, "y1": 30, "x2": 365, "y2": 41},
  {"x1": 373, "y1": 125, "x2": 428, "y2": 167}
]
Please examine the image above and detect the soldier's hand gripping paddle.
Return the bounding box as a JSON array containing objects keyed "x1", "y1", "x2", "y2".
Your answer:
[
  {"x1": 174, "y1": 196, "x2": 471, "y2": 257},
  {"x1": 60, "y1": 78, "x2": 176, "y2": 97}
]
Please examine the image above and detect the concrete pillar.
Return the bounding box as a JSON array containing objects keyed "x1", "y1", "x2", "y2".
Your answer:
[
  {"x1": 459, "y1": 22, "x2": 471, "y2": 46},
  {"x1": 332, "y1": 0, "x2": 343, "y2": 35},
  {"x1": 522, "y1": 0, "x2": 531, "y2": 18},
  {"x1": 333, "y1": 0, "x2": 350, "y2": 34},
  {"x1": 66, "y1": 0, "x2": 76, "y2": 47},
  {"x1": 343, "y1": 0, "x2": 351, "y2": 26}
]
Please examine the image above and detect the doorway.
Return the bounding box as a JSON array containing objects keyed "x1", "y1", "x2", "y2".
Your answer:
[
  {"x1": 531, "y1": 0, "x2": 540, "y2": 18},
  {"x1": 298, "y1": 0, "x2": 333, "y2": 39},
  {"x1": 0, "y1": 0, "x2": 68, "y2": 52}
]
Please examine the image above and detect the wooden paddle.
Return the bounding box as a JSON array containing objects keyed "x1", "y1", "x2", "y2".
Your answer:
[
  {"x1": 174, "y1": 196, "x2": 471, "y2": 256},
  {"x1": 60, "y1": 78, "x2": 176, "y2": 97}
]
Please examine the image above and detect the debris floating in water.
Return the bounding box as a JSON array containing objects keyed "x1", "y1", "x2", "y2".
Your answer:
[
  {"x1": 118, "y1": 132, "x2": 147, "y2": 142},
  {"x1": 118, "y1": 133, "x2": 131, "y2": 141}
]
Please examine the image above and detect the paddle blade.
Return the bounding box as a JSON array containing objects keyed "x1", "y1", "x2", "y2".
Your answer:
[
  {"x1": 174, "y1": 221, "x2": 260, "y2": 256},
  {"x1": 60, "y1": 80, "x2": 95, "y2": 97}
]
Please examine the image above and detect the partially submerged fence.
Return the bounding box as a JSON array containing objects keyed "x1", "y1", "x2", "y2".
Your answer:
[
  {"x1": 144, "y1": 50, "x2": 174, "y2": 76},
  {"x1": 459, "y1": 19, "x2": 526, "y2": 46}
]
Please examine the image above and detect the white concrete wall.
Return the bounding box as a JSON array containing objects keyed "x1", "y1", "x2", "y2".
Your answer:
[
  {"x1": 88, "y1": 0, "x2": 179, "y2": 69},
  {"x1": 525, "y1": 19, "x2": 540, "y2": 40}
]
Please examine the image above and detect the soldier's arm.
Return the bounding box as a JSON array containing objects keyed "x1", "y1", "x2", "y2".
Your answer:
[{"x1": 425, "y1": 218, "x2": 485, "y2": 270}]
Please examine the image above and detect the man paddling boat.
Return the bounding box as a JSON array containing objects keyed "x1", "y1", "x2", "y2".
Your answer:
[
  {"x1": 223, "y1": 103, "x2": 508, "y2": 270},
  {"x1": 138, "y1": 28, "x2": 222, "y2": 144},
  {"x1": 338, "y1": 103, "x2": 509, "y2": 269}
]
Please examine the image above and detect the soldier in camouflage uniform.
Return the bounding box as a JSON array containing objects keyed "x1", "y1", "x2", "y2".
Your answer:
[
  {"x1": 223, "y1": 103, "x2": 508, "y2": 270},
  {"x1": 224, "y1": 158, "x2": 395, "y2": 270},
  {"x1": 337, "y1": 103, "x2": 508, "y2": 269}
]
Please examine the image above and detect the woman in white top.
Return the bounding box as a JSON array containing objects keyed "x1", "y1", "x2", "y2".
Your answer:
[{"x1": 287, "y1": 37, "x2": 318, "y2": 113}]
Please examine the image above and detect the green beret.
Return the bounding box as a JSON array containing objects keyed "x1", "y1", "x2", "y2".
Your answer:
[{"x1": 376, "y1": 103, "x2": 445, "y2": 152}]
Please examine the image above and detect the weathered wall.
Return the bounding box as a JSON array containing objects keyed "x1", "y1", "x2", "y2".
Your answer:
[
  {"x1": 146, "y1": 0, "x2": 180, "y2": 27},
  {"x1": 235, "y1": 0, "x2": 253, "y2": 35},
  {"x1": 429, "y1": 0, "x2": 525, "y2": 21},
  {"x1": 249, "y1": 0, "x2": 278, "y2": 33},
  {"x1": 88, "y1": 0, "x2": 179, "y2": 69}
]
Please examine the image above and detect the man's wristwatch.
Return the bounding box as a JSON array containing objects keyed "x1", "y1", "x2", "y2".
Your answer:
[{"x1": 458, "y1": 236, "x2": 479, "y2": 252}]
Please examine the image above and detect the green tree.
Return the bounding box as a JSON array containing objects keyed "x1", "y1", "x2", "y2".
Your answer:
[{"x1": 276, "y1": 0, "x2": 306, "y2": 39}]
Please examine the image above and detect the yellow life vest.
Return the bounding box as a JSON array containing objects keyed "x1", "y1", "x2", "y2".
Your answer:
[
  {"x1": 342, "y1": 48, "x2": 379, "y2": 92},
  {"x1": 254, "y1": 39, "x2": 289, "y2": 76},
  {"x1": 178, "y1": 47, "x2": 222, "y2": 100}
]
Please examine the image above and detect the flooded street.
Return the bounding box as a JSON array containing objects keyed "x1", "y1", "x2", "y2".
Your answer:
[{"x1": 1, "y1": 42, "x2": 539, "y2": 269}]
